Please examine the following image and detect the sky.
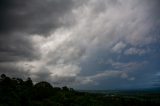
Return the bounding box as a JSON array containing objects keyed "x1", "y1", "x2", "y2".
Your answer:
[{"x1": 0, "y1": 0, "x2": 160, "y2": 90}]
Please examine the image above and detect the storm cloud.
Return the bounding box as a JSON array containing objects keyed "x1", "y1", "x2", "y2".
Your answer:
[
  {"x1": 0, "y1": 0, "x2": 75, "y2": 35},
  {"x1": 0, "y1": 0, "x2": 160, "y2": 89}
]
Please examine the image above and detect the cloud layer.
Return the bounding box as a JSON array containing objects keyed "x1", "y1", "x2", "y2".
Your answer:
[{"x1": 0, "y1": 0, "x2": 160, "y2": 89}]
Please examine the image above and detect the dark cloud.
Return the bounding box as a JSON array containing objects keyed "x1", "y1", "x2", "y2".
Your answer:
[
  {"x1": 0, "y1": 0, "x2": 75, "y2": 63},
  {"x1": 0, "y1": 0, "x2": 74, "y2": 79},
  {"x1": 0, "y1": 34, "x2": 39, "y2": 62},
  {"x1": 0, "y1": 0, "x2": 160, "y2": 89},
  {"x1": 0, "y1": 0, "x2": 74, "y2": 35},
  {"x1": 0, "y1": 62, "x2": 30, "y2": 79}
]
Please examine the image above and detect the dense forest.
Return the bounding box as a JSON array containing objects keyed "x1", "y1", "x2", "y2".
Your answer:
[{"x1": 0, "y1": 74, "x2": 160, "y2": 106}]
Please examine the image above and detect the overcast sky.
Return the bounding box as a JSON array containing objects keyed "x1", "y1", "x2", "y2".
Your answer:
[{"x1": 0, "y1": 0, "x2": 160, "y2": 90}]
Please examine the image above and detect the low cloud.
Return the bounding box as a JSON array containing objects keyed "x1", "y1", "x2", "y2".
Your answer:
[
  {"x1": 112, "y1": 41, "x2": 126, "y2": 53},
  {"x1": 124, "y1": 48, "x2": 147, "y2": 55},
  {"x1": 77, "y1": 70, "x2": 135, "y2": 85}
]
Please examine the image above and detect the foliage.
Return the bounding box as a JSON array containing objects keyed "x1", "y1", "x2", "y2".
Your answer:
[{"x1": 0, "y1": 74, "x2": 160, "y2": 106}]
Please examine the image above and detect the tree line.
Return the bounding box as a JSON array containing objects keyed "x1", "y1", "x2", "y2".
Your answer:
[{"x1": 0, "y1": 74, "x2": 160, "y2": 106}]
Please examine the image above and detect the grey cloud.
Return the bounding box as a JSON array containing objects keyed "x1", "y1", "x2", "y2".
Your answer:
[
  {"x1": 111, "y1": 61, "x2": 148, "y2": 71},
  {"x1": 112, "y1": 41, "x2": 126, "y2": 53},
  {"x1": 0, "y1": 0, "x2": 74, "y2": 35},
  {"x1": 124, "y1": 48, "x2": 147, "y2": 56},
  {"x1": 31, "y1": 70, "x2": 77, "y2": 86},
  {"x1": 76, "y1": 70, "x2": 134, "y2": 85},
  {"x1": 0, "y1": 62, "x2": 30, "y2": 79},
  {"x1": 30, "y1": 67, "x2": 52, "y2": 82},
  {"x1": 0, "y1": 0, "x2": 159, "y2": 89},
  {"x1": 102, "y1": 59, "x2": 148, "y2": 71},
  {"x1": 46, "y1": 40, "x2": 86, "y2": 65},
  {"x1": 0, "y1": 0, "x2": 76, "y2": 81},
  {"x1": 0, "y1": 34, "x2": 40, "y2": 62}
]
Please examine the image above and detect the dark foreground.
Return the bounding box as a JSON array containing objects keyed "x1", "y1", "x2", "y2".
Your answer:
[{"x1": 0, "y1": 74, "x2": 160, "y2": 106}]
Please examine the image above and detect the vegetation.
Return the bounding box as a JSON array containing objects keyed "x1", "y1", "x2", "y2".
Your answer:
[{"x1": 0, "y1": 74, "x2": 160, "y2": 106}]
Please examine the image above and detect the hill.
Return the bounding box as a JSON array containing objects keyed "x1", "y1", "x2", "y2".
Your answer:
[{"x1": 0, "y1": 74, "x2": 160, "y2": 106}]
